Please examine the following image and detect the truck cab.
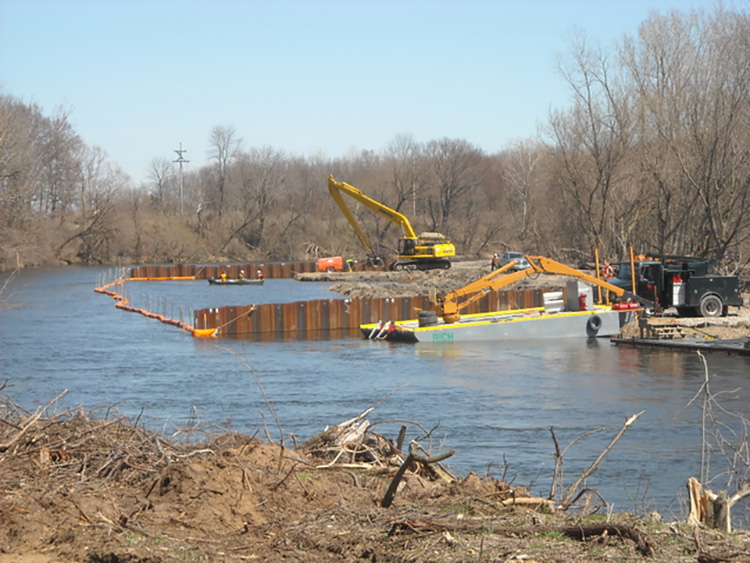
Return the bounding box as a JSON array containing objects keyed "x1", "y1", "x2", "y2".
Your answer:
[{"x1": 610, "y1": 255, "x2": 742, "y2": 317}]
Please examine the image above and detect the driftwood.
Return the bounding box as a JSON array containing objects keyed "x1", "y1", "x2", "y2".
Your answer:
[
  {"x1": 302, "y1": 408, "x2": 374, "y2": 452},
  {"x1": 687, "y1": 476, "x2": 750, "y2": 533},
  {"x1": 498, "y1": 495, "x2": 555, "y2": 509},
  {"x1": 559, "y1": 523, "x2": 654, "y2": 556},
  {"x1": 381, "y1": 440, "x2": 455, "y2": 508},
  {"x1": 559, "y1": 411, "x2": 644, "y2": 508}
]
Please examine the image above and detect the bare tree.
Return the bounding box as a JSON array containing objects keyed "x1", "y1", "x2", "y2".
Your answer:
[
  {"x1": 219, "y1": 146, "x2": 285, "y2": 255},
  {"x1": 622, "y1": 8, "x2": 750, "y2": 260},
  {"x1": 56, "y1": 146, "x2": 121, "y2": 264},
  {"x1": 207, "y1": 125, "x2": 242, "y2": 217},
  {"x1": 147, "y1": 158, "x2": 176, "y2": 214},
  {"x1": 422, "y1": 138, "x2": 484, "y2": 232},
  {"x1": 385, "y1": 134, "x2": 423, "y2": 217},
  {"x1": 501, "y1": 140, "x2": 546, "y2": 241},
  {"x1": 35, "y1": 107, "x2": 80, "y2": 216},
  {"x1": 547, "y1": 34, "x2": 635, "y2": 258}
]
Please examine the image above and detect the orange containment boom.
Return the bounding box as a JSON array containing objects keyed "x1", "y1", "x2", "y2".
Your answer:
[
  {"x1": 94, "y1": 275, "x2": 217, "y2": 338},
  {"x1": 192, "y1": 327, "x2": 218, "y2": 338}
]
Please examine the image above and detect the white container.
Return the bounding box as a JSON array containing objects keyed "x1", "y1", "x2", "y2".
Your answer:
[
  {"x1": 672, "y1": 282, "x2": 685, "y2": 306},
  {"x1": 566, "y1": 281, "x2": 593, "y2": 311},
  {"x1": 544, "y1": 291, "x2": 564, "y2": 313}
]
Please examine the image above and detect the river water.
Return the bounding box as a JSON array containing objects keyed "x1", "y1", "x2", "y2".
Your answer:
[{"x1": 2, "y1": 266, "x2": 749, "y2": 520}]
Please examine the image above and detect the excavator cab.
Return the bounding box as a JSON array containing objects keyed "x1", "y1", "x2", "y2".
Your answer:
[{"x1": 399, "y1": 237, "x2": 417, "y2": 255}]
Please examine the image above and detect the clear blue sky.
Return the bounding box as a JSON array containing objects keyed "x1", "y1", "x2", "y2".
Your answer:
[{"x1": 0, "y1": 0, "x2": 725, "y2": 184}]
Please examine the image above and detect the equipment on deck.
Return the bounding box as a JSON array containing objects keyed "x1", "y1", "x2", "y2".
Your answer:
[{"x1": 430, "y1": 255, "x2": 639, "y2": 324}]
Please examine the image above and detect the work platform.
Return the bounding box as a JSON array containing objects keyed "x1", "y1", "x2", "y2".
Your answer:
[{"x1": 611, "y1": 336, "x2": 750, "y2": 356}]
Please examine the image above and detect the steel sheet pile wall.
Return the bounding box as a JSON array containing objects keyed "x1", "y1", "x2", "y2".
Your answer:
[
  {"x1": 128, "y1": 261, "x2": 318, "y2": 280},
  {"x1": 193, "y1": 289, "x2": 544, "y2": 340}
]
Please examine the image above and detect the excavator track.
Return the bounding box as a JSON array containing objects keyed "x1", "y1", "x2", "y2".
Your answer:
[{"x1": 390, "y1": 259, "x2": 451, "y2": 272}]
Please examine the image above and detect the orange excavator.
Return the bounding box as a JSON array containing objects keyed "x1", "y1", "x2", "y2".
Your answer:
[{"x1": 431, "y1": 255, "x2": 643, "y2": 324}]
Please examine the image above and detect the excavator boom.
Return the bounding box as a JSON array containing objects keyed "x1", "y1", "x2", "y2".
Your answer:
[
  {"x1": 328, "y1": 176, "x2": 417, "y2": 239},
  {"x1": 436, "y1": 255, "x2": 639, "y2": 323}
]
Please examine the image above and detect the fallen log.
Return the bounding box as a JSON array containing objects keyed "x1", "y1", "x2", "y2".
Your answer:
[{"x1": 387, "y1": 519, "x2": 654, "y2": 556}]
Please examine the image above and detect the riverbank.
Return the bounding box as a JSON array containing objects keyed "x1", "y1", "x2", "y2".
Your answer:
[{"x1": 2, "y1": 395, "x2": 750, "y2": 562}]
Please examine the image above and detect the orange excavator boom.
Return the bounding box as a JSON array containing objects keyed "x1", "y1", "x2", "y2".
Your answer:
[{"x1": 434, "y1": 255, "x2": 637, "y2": 323}]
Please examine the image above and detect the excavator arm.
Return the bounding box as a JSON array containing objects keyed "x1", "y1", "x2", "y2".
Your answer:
[
  {"x1": 328, "y1": 175, "x2": 417, "y2": 240},
  {"x1": 435, "y1": 255, "x2": 641, "y2": 323}
]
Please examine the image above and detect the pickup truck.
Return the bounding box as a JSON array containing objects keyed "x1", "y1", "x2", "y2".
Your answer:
[
  {"x1": 608, "y1": 255, "x2": 742, "y2": 317},
  {"x1": 499, "y1": 251, "x2": 530, "y2": 271}
]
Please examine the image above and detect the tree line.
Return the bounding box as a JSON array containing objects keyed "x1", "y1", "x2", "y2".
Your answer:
[{"x1": 1, "y1": 7, "x2": 748, "y2": 273}]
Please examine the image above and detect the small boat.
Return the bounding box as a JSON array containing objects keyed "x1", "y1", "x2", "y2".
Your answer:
[
  {"x1": 208, "y1": 277, "x2": 264, "y2": 286},
  {"x1": 361, "y1": 304, "x2": 635, "y2": 343}
]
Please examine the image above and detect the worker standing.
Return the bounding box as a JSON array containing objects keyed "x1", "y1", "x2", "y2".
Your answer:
[{"x1": 491, "y1": 253, "x2": 500, "y2": 270}]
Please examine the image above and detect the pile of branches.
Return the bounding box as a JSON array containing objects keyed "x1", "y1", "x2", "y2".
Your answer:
[
  {"x1": 0, "y1": 389, "x2": 217, "y2": 492},
  {"x1": 300, "y1": 407, "x2": 463, "y2": 507},
  {"x1": 301, "y1": 408, "x2": 454, "y2": 479}
]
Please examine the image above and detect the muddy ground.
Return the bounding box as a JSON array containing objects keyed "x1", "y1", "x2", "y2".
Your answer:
[
  {"x1": 302, "y1": 259, "x2": 591, "y2": 300},
  {"x1": 3, "y1": 395, "x2": 750, "y2": 563}
]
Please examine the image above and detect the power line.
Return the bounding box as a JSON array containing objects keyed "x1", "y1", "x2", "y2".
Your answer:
[{"x1": 173, "y1": 143, "x2": 189, "y2": 217}]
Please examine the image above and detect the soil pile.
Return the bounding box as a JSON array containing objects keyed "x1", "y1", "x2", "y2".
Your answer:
[
  {"x1": 2, "y1": 395, "x2": 750, "y2": 562},
  {"x1": 305, "y1": 259, "x2": 576, "y2": 300}
]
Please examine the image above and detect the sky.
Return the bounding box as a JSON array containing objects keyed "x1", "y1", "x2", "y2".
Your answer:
[{"x1": 0, "y1": 0, "x2": 728, "y2": 184}]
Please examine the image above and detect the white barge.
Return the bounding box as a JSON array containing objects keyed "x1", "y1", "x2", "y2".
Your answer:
[
  {"x1": 360, "y1": 255, "x2": 643, "y2": 344},
  {"x1": 362, "y1": 303, "x2": 634, "y2": 343}
]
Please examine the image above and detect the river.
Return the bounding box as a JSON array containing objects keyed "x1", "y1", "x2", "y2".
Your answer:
[{"x1": 1, "y1": 266, "x2": 749, "y2": 520}]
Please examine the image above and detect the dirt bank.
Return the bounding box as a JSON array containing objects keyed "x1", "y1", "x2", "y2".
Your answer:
[
  {"x1": 298, "y1": 259, "x2": 576, "y2": 300},
  {"x1": 2, "y1": 395, "x2": 750, "y2": 562}
]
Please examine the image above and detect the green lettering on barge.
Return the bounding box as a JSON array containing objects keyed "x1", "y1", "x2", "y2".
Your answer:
[{"x1": 433, "y1": 332, "x2": 454, "y2": 343}]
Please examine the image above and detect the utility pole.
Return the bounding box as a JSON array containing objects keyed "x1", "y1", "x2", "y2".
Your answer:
[{"x1": 173, "y1": 142, "x2": 189, "y2": 218}]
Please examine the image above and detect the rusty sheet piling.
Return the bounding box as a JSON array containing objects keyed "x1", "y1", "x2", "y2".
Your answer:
[
  {"x1": 193, "y1": 290, "x2": 544, "y2": 339},
  {"x1": 128, "y1": 261, "x2": 318, "y2": 280}
]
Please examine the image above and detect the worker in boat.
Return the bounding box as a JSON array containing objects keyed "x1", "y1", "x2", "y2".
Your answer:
[
  {"x1": 238, "y1": 270, "x2": 245, "y2": 280},
  {"x1": 256, "y1": 269, "x2": 264, "y2": 281},
  {"x1": 491, "y1": 253, "x2": 500, "y2": 270},
  {"x1": 220, "y1": 271, "x2": 227, "y2": 281},
  {"x1": 601, "y1": 260, "x2": 615, "y2": 280}
]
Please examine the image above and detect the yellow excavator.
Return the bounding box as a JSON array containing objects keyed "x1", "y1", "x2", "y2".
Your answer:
[
  {"x1": 327, "y1": 175, "x2": 455, "y2": 271},
  {"x1": 431, "y1": 255, "x2": 643, "y2": 323}
]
